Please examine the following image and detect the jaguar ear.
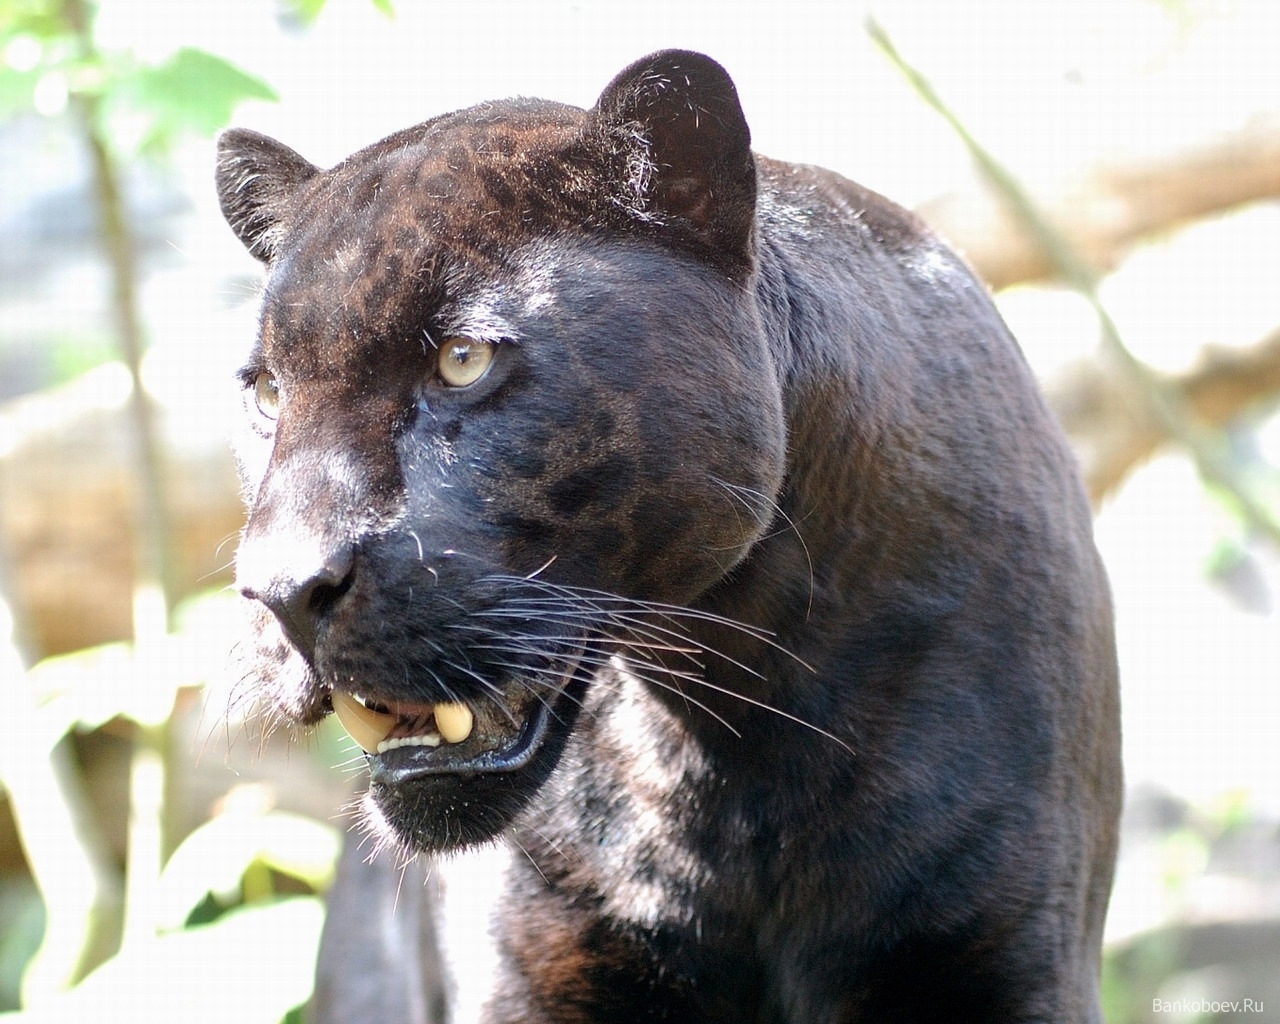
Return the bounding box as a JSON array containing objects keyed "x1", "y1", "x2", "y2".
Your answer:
[
  {"x1": 591, "y1": 50, "x2": 756, "y2": 271},
  {"x1": 216, "y1": 128, "x2": 319, "y2": 263}
]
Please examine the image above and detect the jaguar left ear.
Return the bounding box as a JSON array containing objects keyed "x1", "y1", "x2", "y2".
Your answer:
[
  {"x1": 216, "y1": 128, "x2": 319, "y2": 263},
  {"x1": 591, "y1": 50, "x2": 756, "y2": 271}
]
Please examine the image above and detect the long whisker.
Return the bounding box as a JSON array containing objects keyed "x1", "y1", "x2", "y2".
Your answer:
[
  {"x1": 711, "y1": 478, "x2": 817, "y2": 621},
  {"x1": 473, "y1": 598, "x2": 774, "y2": 685},
  {"x1": 480, "y1": 575, "x2": 815, "y2": 672},
  {"x1": 476, "y1": 641, "x2": 744, "y2": 740},
  {"x1": 458, "y1": 576, "x2": 852, "y2": 754},
  {"x1": 454, "y1": 621, "x2": 704, "y2": 663}
]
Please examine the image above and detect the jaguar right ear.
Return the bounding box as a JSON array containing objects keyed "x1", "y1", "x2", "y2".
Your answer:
[
  {"x1": 216, "y1": 128, "x2": 319, "y2": 263},
  {"x1": 590, "y1": 50, "x2": 757, "y2": 275}
]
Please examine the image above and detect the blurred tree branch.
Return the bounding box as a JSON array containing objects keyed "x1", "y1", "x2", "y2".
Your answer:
[
  {"x1": 917, "y1": 112, "x2": 1280, "y2": 292},
  {"x1": 926, "y1": 112, "x2": 1280, "y2": 501},
  {"x1": 0, "y1": 377, "x2": 244, "y2": 658},
  {"x1": 63, "y1": 0, "x2": 177, "y2": 630},
  {"x1": 1051, "y1": 327, "x2": 1280, "y2": 504},
  {"x1": 871, "y1": 18, "x2": 1280, "y2": 530}
]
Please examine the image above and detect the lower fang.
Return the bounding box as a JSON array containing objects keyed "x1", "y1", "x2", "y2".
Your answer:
[{"x1": 434, "y1": 703, "x2": 474, "y2": 744}]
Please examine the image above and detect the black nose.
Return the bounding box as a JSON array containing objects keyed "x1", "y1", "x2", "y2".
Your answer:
[{"x1": 241, "y1": 546, "x2": 355, "y2": 658}]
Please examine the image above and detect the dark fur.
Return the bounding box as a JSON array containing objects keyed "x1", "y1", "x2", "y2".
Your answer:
[{"x1": 218, "y1": 51, "x2": 1121, "y2": 1023}]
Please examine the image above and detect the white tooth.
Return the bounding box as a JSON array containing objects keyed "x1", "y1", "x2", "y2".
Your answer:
[
  {"x1": 332, "y1": 691, "x2": 397, "y2": 754},
  {"x1": 434, "y1": 703, "x2": 474, "y2": 744},
  {"x1": 376, "y1": 731, "x2": 442, "y2": 754}
]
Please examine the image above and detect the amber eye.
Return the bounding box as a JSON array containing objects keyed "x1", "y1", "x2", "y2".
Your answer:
[
  {"x1": 436, "y1": 337, "x2": 495, "y2": 388},
  {"x1": 253, "y1": 372, "x2": 280, "y2": 419}
]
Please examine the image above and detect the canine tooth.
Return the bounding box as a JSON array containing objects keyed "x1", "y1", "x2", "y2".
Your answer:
[
  {"x1": 332, "y1": 690, "x2": 397, "y2": 754},
  {"x1": 434, "y1": 703, "x2": 474, "y2": 744}
]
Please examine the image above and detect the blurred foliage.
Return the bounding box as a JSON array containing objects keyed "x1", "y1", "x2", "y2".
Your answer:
[
  {"x1": 0, "y1": 0, "x2": 383, "y2": 1019},
  {"x1": 113, "y1": 47, "x2": 277, "y2": 154},
  {"x1": 0, "y1": 591, "x2": 342, "y2": 1020},
  {"x1": 0, "y1": 0, "x2": 277, "y2": 154},
  {"x1": 869, "y1": 15, "x2": 1280, "y2": 550},
  {"x1": 287, "y1": 0, "x2": 394, "y2": 26}
]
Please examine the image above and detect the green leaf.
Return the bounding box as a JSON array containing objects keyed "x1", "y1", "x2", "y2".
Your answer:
[
  {"x1": 0, "y1": 899, "x2": 324, "y2": 1023},
  {"x1": 117, "y1": 46, "x2": 276, "y2": 150},
  {"x1": 283, "y1": 0, "x2": 327, "y2": 25},
  {"x1": 0, "y1": 65, "x2": 37, "y2": 118},
  {"x1": 0, "y1": 1, "x2": 67, "y2": 45},
  {"x1": 22, "y1": 589, "x2": 242, "y2": 740},
  {"x1": 158, "y1": 811, "x2": 340, "y2": 930},
  {"x1": 0, "y1": 878, "x2": 43, "y2": 1012},
  {"x1": 280, "y1": 0, "x2": 391, "y2": 25},
  {"x1": 27, "y1": 637, "x2": 191, "y2": 734},
  {"x1": 0, "y1": 11, "x2": 79, "y2": 120}
]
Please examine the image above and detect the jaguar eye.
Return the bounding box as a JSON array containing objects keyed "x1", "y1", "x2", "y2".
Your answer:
[
  {"x1": 436, "y1": 337, "x2": 495, "y2": 388},
  {"x1": 253, "y1": 371, "x2": 281, "y2": 419}
]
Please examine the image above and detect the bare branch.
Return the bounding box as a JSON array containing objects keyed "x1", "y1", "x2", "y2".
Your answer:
[
  {"x1": 918, "y1": 113, "x2": 1280, "y2": 291},
  {"x1": 1051, "y1": 326, "x2": 1280, "y2": 504}
]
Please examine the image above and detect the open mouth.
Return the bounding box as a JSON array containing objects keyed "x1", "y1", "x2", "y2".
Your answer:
[
  {"x1": 330, "y1": 686, "x2": 554, "y2": 777},
  {"x1": 320, "y1": 644, "x2": 592, "y2": 851}
]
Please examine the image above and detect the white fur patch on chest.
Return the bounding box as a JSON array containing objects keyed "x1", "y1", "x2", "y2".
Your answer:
[
  {"x1": 584, "y1": 659, "x2": 716, "y2": 929},
  {"x1": 433, "y1": 842, "x2": 515, "y2": 1024}
]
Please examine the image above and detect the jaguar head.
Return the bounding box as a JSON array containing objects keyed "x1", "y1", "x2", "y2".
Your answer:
[{"x1": 217, "y1": 51, "x2": 786, "y2": 852}]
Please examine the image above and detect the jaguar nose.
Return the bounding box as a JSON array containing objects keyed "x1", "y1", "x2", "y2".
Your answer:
[{"x1": 240, "y1": 545, "x2": 355, "y2": 658}]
